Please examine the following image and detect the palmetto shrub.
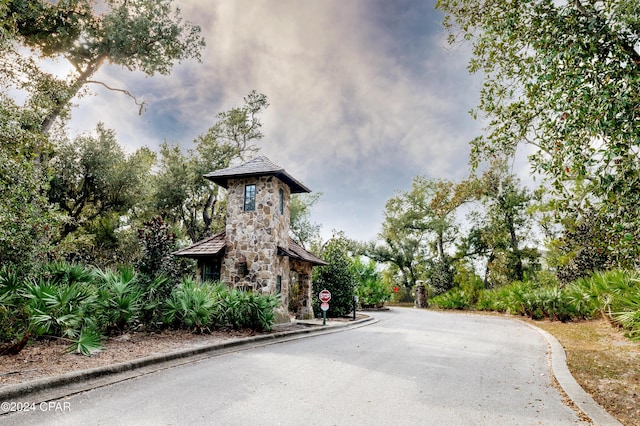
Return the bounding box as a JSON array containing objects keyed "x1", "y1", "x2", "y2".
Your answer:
[
  {"x1": 477, "y1": 281, "x2": 534, "y2": 315},
  {"x1": 163, "y1": 279, "x2": 217, "y2": 333},
  {"x1": 40, "y1": 260, "x2": 95, "y2": 287},
  {"x1": 163, "y1": 279, "x2": 281, "y2": 332},
  {"x1": 24, "y1": 279, "x2": 91, "y2": 337},
  {"x1": 570, "y1": 270, "x2": 640, "y2": 340},
  {"x1": 22, "y1": 275, "x2": 103, "y2": 355},
  {"x1": 435, "y1": 268, "x2": 640, "y2": 340},
  {"x1": 535, "y1": 286, "x2": 573, "y2": 322},
  {"x1": 0, "y1": 267, "x2": 30, "y2": 348},
  {"x1": 138, "y1": 273, "x2": 174, "y2": 330},
  {"x1": 93, "y1": 266, "x2": 143, "y2": 333},
  {"x1": 430, "y1": 288, "x2": 472, "y2": 310},
  {"x1": 232, "y1": 290, "x2": 279, "y2": 331},
  {"x1": 610, "y1": 292, "x2": 640, "y2": 340},
  {"x1": 440, "y1": 278, "x2": 564, "y2": 320},
  {"x1": 569, "y1": 271, "x2": 618, "y2": 317},
  {"x1": 208, "y1": 283, "x2": 279, "y2": 331},
  {"x1": 18, "y1": 262, "x2": 103, "y2": 355}
]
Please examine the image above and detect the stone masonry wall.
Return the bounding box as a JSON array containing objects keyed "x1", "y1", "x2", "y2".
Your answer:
[{"x1": 222, "y1": 176, "x2": 291, "y2": 299}]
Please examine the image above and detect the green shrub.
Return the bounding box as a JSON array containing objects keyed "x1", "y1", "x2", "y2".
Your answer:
[
  {"x1": 312, "y1": 237, "x2": 357, "y2": 317},
  {"x1": 569, "y1": 270, "x2": 634, "y2": 318},
  {"x1": 430, "y1": 288, "x2": 473, "y2": 310},
  {"x1": 163, "y1": 279, "x2": 217, "y2": 333},
  {"x1": 1, "y1": 262, "x2": 105, "y2": 355},
  {"x1": 138, "y1": 274, "x2": 175, "y2": 330},
  {"x1": 610, "y1": 292, "x2": 640, "y2": 340},
  {"x1": 0, "y1": 267, "x2": 30, "y2": 344},
  {"x1": 353, "y1": 258, "x2": 391, "y2": 308},
  {"x1": 39, "y1": 261, "x2": 94, "y2": 286},
  {"x1": 536, "y1": 286, "x2": 572, "y2": 321},
  {"x1": 210, "y1": 284, "x2": 279, "y2": 331},
  {"x1": 453, "y1": 263, "x2": 484, "y2": 306},
  {"x1": 67, "y1": 327, "x2": 104, "y2": 356},
  {"x1": 24, "y1": 278, "x2": 95, "y2": 338},
  {"x1": 480, "y1": 281, "x2": 571, "y2": 320},
  {"x1": 433, "y1": 268, "x2": 640, "y2": 338},
  {"x1": 572, "y1": 270, "x2": 640, "y2": 340},
  {"x1": 163, "y1": 280, "x2": 280, "y2": 332},
  {"x1": 93, "y1": 266, "x2": 143, "y2": 333},
  {"x1": 234, "y1": 290, "x2": 279, "y2": 331},
  {"x1": 390, "y1": 285, "x2": 414, "y2": 304}
]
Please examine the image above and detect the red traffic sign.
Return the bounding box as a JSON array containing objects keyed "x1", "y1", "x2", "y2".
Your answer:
[
  {"x1": 319, "y1": 289, "x2": 331, "y2": 303},
  {"x1": 320, "y1": 302, "x2": 329, "y2": 311}
]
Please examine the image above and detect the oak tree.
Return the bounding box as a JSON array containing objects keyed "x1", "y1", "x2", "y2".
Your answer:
[
  {"x1": 5, "y1": 0, "x2": 205, "y2": 134},
  {"x1": 458, "y1": 161, "x2": 538, "y2": 287},
  {"x1": 153, "y1": 92, "x2": 269, "y2": 243},
  {"x1": 289, "y1": 193, "x2": 323, "y2": 249},
  {"x1": 367, "y1": 177, "x2": 472, "y2": 293},
  {"x1": 437, "y1": 0, "x2": 640, "y2": 267},
  {"x1": 48, "y1": 123, "x2": 155, "y2": 241}
]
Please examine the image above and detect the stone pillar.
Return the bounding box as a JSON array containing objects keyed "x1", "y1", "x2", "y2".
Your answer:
[
  {"x1": 298, "y1": 274, "x2": 314, "y2": 320},
  {"x1": 415, "y1": 283, "x2": 428, "y2": 308}
]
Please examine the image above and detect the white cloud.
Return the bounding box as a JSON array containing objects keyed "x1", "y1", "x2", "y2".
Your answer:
[{"x1": 58, "y1": 0, "x2": 488, "y2": 242}]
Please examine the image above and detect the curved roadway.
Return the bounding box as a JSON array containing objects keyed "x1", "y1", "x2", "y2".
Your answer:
[{"x1": 4, "y1": 308, "x2": 592, "y2": 425}]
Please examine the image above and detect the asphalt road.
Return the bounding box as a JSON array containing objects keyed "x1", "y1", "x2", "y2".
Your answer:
[{"x1": 2, "y1": 308, "x2": 587, "y2": 425}]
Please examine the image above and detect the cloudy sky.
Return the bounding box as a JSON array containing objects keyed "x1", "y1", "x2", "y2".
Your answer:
[{"x1": 65, "y1": 0, "x2": 509, "y2": 243}]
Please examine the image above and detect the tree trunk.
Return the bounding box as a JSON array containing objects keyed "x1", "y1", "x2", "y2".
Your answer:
[
  {"x1": 40, "y1": 55, "x2": 106, "y2": 134},
  {"x1": 484, "y1": 251, "x2": 495, "y2": 288},
  {"x1": 437, "y1": 230, "x2": 445, "y2": 261},
  {"x1": 202, "y1": 192, "x2": 216, "y2": 235},
  {"x1": 506, "y1": 213, "x2": 523, "y2": 281},
  {"x1": 0, "y1": 332, "x2": 31, "y2": 356}
]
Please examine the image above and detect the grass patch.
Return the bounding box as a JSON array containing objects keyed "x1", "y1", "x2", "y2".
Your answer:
[{"x1": 532, "y1": 318, "x2": 640, "y2": 426}]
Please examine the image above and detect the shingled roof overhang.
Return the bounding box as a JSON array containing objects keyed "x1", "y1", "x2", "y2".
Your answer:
[
  {"x1": 172, "y1": 232, "x2": 226, "y2": 258},
  {"x1": 203, "y1": 156, "x2": 311, "y2": 194},
  {"x1": 278, "y1": 239, "x2": 329, "y2": 266},
  {"x1": 173, "y1": 232, "x2": 327, "y2": 267}
]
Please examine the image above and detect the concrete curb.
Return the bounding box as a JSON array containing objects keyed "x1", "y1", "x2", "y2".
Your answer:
[
  {"x1": 0, "y1": 316, "x2": 376, "y2": 405},
  {"x1": 521, "y1": 321, "x2": 623, "y2": 426}
]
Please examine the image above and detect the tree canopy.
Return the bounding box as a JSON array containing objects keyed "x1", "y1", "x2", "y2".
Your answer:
[
  {"x1": 457, "y1": 160, "x2": 538, "y2": 287},
  {"x1": 4, "y1": 0, "x2": 205, "y2": 133},
  {"x1": 152, "y1": 91, "x2": 269, "y2": 243},
  {"x1": 436, "y1": 0, "x2": 640, "y2": 267},
  {"x1": 48, "y1": 123, "x2": 155, "y2": 240},
  {"x1": 365, "y1": 177, "x2": 472, "y2": 293},
  {"x1": 289, "y1": 193, "x2": 323, "y2": 249}
]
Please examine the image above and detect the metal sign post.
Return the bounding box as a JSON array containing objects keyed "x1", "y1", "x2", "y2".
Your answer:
[
  {"x1": 320, "y1": 302, "x2": 329, "y2": 325},
  {"x1": 353, "y1": 295, "x2": 359, "y2": 321}
]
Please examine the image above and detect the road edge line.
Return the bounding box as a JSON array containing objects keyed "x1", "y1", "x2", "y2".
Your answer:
[{"x1": 520, "y1": 320, "x2": 622, "y2": 426}]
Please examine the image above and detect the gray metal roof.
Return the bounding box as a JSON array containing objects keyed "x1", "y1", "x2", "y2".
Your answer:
[{"x1": 203, "y1": 156, "x2": 311, "y2": 193}]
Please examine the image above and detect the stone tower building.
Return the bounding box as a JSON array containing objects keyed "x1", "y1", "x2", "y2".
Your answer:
[{"x1": 173, "y1": 156, "x2": 327, "y2": 320}]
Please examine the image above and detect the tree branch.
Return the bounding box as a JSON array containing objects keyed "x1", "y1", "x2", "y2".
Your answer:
[
  {"x1": 572, "y1": 0, "x2": 640, "y2": 65},
  {"x1": 85, "y1": 80, "x2": 147, "y2": 115}
]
